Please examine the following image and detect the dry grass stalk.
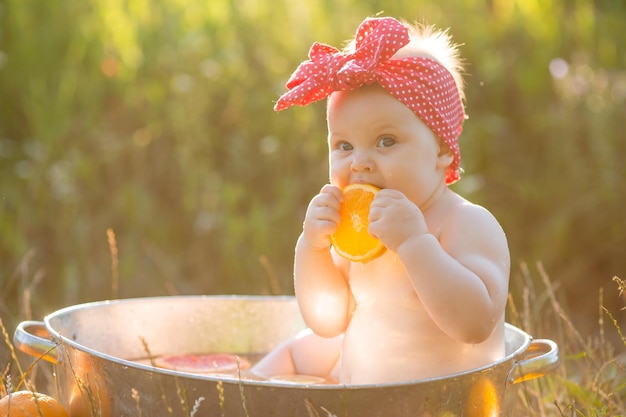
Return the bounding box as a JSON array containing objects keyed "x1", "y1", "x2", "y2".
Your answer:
[
  {"x1": 131, "y1": 388, "x2": 143, "y2": 417},
  {"x1": 0, "y1": 318, "x2": 32, "y2": 393},
  {"x1": 106, "y1": 228, "x2": 119, "y2": 299},
  {"x1": 189, "y1": 396, "x2": 205, "y2": 417}
]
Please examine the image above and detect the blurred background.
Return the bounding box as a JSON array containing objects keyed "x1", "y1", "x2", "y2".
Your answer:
[{"x1": 1, "y1": 0, "x2": 624, "y2": 365}]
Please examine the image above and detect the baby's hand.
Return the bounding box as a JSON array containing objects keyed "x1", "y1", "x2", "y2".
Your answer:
[
  {"x1": 368, "y1": 189, "x2": 428, "y2": 252},
  {"x1": 302, "y1": 185, "x2": 343, "y2": 250}
]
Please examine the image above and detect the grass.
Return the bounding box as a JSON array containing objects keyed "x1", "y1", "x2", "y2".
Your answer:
[
  {"x1": 1, "y1": 264, "x2": 624, "y2": 416},
  {"x1": 507, "y1": 264, "x2": 626, "y2": 416}
]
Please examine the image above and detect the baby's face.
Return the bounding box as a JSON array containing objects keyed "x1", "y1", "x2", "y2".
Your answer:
[{"x1": 327, "y1": 85, "x2": 453, "y2": 207}]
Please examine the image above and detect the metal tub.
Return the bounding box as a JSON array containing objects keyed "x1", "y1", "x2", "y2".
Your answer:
[{"x1": 14, "y1": 295, "x2": 559, "y2": 416}]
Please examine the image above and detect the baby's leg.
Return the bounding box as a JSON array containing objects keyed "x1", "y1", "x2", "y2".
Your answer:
[{"x1": 251, "y1": 328, "x2": 342, "y2": 381}]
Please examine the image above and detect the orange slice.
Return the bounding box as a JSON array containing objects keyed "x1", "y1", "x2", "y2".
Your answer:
[
  {"x1": 330, "y1": 183, "x2": 386, "y2": 262},
  {"x1": 268, "y1": 374, "x2": 327, "y2": 385}
]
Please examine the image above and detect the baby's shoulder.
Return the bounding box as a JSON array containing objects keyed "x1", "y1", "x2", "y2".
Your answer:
[
  {"x1": 440, "y1": 192, "x2": 506, "y2": 240},
  {"x1": 442, "y1": 191, "x2": 495, "y2": 220}
]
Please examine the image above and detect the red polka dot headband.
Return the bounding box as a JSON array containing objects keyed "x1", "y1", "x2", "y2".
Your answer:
[{"x1": 275, "y1": 17, "x2": 466, "y2": 184}]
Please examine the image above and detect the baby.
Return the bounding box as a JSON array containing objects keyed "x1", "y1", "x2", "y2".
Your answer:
[{"x1": 252, "y1": 16, "x2": 510, "y2": 385}]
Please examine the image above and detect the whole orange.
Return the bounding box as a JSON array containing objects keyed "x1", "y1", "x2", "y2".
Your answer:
[{"x1": 0, "y1": 390, "x2": 69, "y2": 417}]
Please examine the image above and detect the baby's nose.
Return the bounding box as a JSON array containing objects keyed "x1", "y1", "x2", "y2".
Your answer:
[{"x1": 350, "y1": 150, "x2": 374, "y2": 171}]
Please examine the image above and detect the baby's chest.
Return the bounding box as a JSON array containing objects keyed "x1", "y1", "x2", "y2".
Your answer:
[{"x1": 348, "y1": 252, "x2": 417, "y2": 304}]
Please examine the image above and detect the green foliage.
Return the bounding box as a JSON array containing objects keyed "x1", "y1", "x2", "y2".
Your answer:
[{"x1": 0, "y1": 0, "x2": 624, "y2": 346}]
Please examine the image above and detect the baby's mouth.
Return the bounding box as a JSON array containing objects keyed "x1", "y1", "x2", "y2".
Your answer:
[{"x1": 352, "y1": 180, "x2": 382, "y2": 189}]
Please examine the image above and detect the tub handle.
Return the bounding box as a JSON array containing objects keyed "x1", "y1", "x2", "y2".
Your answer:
[
  {"x1": 13, "y1": 321, "x2": 62, "y2": 364},
  {"x1": 508, "y1": 338, "x2": 559, "y2": 384}
]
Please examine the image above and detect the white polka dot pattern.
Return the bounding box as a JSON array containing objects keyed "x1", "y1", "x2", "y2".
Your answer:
[{"x1": 274, "y1": 17, "x2": 466, "y2": 184}]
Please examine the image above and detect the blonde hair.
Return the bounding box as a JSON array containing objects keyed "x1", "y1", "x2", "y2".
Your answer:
[{"x1": 344, "y1": 20, "x2": 466, "y2": 102}]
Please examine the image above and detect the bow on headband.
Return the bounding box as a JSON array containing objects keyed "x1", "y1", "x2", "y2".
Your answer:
[{"x1": 275, "y1": 17, "x2": 466, "y2": 185}]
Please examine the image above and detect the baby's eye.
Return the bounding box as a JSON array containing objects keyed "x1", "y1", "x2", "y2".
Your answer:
[
  {"x1": 337, "y1": 141, "x2": 353, "y2": 151},
  {"x1": 377, "y1": 136, "x2": 396, "y2": 148}
]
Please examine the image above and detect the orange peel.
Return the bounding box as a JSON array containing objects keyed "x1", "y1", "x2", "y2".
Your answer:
[{"x1": 0, "y1": 390, "x2": 70, "y2": 417}]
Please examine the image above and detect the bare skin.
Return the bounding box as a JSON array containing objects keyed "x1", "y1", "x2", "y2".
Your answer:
[{"x1": 253, "y1": 85, "x2": 510, "y2": 384}]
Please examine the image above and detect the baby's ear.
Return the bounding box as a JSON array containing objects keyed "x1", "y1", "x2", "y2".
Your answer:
[{"x1": 436, "y1": 143, "x2": 454, "y2": 169}]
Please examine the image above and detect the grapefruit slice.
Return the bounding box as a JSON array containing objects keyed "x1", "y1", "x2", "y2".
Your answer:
[
  {"x1": 330, "y1": 183, "x2": 386, "y2": 262},
  {"x1": 155, "y1": 353, "x2": 250, "y2": 373}
]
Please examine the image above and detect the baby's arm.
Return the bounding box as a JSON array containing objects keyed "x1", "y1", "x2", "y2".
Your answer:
[
  {"x1": 369, "y1": 190, "x2": 510, "y2": 344},
  {"x1": 294, "y1": 185, "x2": 354, "y2": 338}
]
